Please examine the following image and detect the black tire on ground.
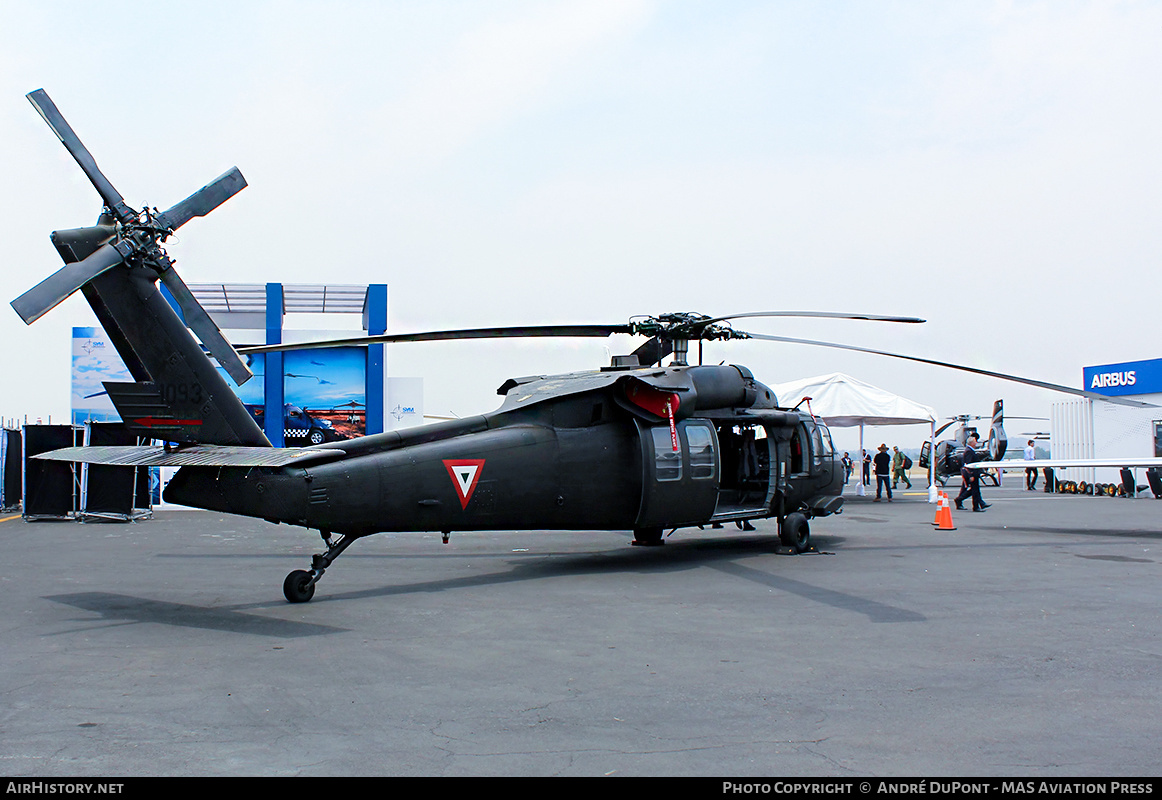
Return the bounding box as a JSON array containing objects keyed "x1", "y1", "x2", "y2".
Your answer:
[
  {"x1": 283, "y1": 569, "x2": 316, "y2": 603},
  {"x1": 779, "y1": 513, "x2": 810, "y2": 553}
]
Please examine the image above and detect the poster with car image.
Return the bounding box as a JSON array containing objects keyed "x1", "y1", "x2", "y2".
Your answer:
[
  {"x1": 224, "y1": 347, "x2": 367, "y2": 444},
  {"x1": 282, "y1": 347, "x2": 366, "y2": 442}
]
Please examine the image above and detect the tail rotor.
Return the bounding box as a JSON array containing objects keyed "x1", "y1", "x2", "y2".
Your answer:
[{"x1": 11, "y1": 89, "x2": 252, "y2": 385}]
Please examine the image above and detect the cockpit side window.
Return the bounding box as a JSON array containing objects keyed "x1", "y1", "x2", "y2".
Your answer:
[
  {"x1": 686, "y1": 424, "x2": 717, "y2": 480},
  {"x1": 651, "y1": 427, "x2": 682, "y2": 481},
  {"x1": 790, "y1": 423, "x2": 809, "y2": 474},
  {"x1": 812, "y1": 422, "x2": 834, "y2": 466}
]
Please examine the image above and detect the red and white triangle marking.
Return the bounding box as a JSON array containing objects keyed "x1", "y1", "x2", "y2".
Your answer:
[{"x1": 443, "y1": 459, "x2": 485, "y2": 509}]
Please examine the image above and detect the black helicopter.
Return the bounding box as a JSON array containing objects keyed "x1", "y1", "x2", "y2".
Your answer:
[
  {"x1": 13, "y1": 89, "x2": 1143, "y2": 603},
  {"x1": 918, "y1": 403, "x2": 1054, "y2": 486},
  {"x1": 919, "y1": 401, "x2": 1008, "y2": 487}
]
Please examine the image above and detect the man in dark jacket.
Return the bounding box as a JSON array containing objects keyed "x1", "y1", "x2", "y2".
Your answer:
[
  {"x1": 873, "y1": 444, "x2": 893, "y2": 502},
  {"x1": 954, "y1": 434, "x2": 990, "y2": 511}
]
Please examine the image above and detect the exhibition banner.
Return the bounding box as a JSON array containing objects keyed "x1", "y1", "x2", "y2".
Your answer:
[
  {"x1": 71, "y1": 327, "x2": 131, "y2": 424},
  {"x1": 1083, "y1": 357, "x2": 1162, "y2": 397}
]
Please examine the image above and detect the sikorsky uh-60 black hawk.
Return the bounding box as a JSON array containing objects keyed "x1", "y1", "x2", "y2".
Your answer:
[{"x1": 14, "y1": 89, "x2": 1141, "y2": 603}]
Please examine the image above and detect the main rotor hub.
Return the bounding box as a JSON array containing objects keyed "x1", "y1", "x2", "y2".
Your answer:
[{"x1": 628, "y1": 313, "x2": 747, "y2": 343}]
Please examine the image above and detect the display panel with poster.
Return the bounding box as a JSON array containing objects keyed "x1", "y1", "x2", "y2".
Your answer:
[
  {"x1": 71, "y1": 327, "x2": 131, "y2": 425},
  {"x1": 23, "y1": 425, "x2": 80, "y2": 519},
  {"x1": 282, "y1": 347, "x2": 367, "y2": 441},
  {"x1": 219, "y1": 345, "x2": 370, "y2": 445},
  {"x1": 1, "y1": 429, "x2": 22, "y2": 510}
]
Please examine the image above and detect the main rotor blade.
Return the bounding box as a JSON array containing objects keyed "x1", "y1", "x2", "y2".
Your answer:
[
  {"x1": 934, "y1": 421, "x2": 958, "y2": 437},
  {"x1": 11, "y1": 240, "x2": 125, "y2": 324},
  {"x1": 741, "y1": 331, "x2": 1157, "y2": 408},
  {"x1": 156, "y1": 168, "x2": 248, "y2": 232},
  {"x1": 236, "y1": 324, "x2": 632, "y2": 355},
  {"x1": 685, "y1": 311, "x2": 927, "y2": 330},
  {"x1": 26, "y1": 89, "x2": 135, "y2": 224},
  {"x1": 159, "y1": 269, "x2": 253, "y2": 385}
]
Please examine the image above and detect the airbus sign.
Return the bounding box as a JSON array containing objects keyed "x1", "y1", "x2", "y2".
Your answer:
[
  {"x1": 1083, "y1": 358, "x2": 1162, "y2": 397},
  {"x1": 1090, "y1": 370, "x2": 1136, "y2": 389}
]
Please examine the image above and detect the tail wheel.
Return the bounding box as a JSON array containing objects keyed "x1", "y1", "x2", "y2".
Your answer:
[
  {"x1": 779, "y1": 513, "x2": 810, "y2": 553},
  {"x1": 283, "y1": 569, "x2": 316, "y2": 603}
]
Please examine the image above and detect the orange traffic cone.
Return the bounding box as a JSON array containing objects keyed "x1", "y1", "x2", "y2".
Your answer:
[
  {"x1": 935, "y1": 491, "x2": 957, "y2": 531},
  {"x1": 931, "y1": 491, "x2": 945, "y2": 526}
]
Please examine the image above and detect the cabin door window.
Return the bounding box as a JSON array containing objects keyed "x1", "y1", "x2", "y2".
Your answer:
[{"x1": 635, "y1": 420, "x2": 720, "y2": 528}]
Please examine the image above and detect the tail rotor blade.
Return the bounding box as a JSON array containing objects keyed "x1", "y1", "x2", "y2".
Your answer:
[
  {"x1": 157, "y1": 168, "x2": 248, "y2": 232},
  {"x1": 159, "y1": 269, "x2": 253, "y2": 385},
  {"x1": 26, "y1": 89, "x2": 135, "y2": 223},
  {"x1": 11, "y1": 241, "x2": 125, "y2": 324}
]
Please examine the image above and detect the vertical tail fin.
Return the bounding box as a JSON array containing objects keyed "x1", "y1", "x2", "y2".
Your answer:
[
  {"x1": 83, "y1": 268, "x2": 269, "y2": 446},
  {"x1": 988, "y1": 399, "x2": 1007, "y2": 461}
]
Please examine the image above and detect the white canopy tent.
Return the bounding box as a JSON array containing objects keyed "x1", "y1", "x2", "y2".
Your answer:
[{"x1": 769, "y1": 372, "x2": 939, "y2": 500}]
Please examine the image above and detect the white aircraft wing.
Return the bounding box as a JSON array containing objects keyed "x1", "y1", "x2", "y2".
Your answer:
[{"x1": 968, "y1": 458, "x2": 1162, "y2": 470}]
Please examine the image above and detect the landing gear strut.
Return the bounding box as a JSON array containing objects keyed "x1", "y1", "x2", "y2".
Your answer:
[{"x1": 283, "y1": 529, "x2": 359, "y2": 603}]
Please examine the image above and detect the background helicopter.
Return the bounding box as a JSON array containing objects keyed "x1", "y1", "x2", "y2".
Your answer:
[
  {"x1": 13, "y1": 88, "x2": 1149, "y2": 603},
  {"x1": 920, "y1": 402, "x2": 1007, "y2": 486},
  {"x1": 918, "y1": 402, "x2": 1051, "y2": 486}
]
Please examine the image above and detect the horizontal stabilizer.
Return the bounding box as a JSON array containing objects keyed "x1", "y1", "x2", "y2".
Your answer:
[
  {"x1": 33, "y1": 445, "x2": 345, "y2": 468},
  {"x1": 103, "y1": 379, "x2": 265, "y2": 446}
]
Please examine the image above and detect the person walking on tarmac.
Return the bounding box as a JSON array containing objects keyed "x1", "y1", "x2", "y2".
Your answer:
[
  {"x1": 955, "y1": 433, "x2": 990, "y2": 512},
  {"x1": 1024, "y1": 439, "x2": 1038, "y2": 490},
  {"x1": 892, "y1": 446, "x2": 912, "y2": 489},
  {"x1": 873, "y1": 443, "x2": 893, "y2": 502}
]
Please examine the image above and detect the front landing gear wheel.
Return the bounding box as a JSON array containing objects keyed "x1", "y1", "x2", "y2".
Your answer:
[
  {"x1": 283, "y1": 569, "x2": 316, "y2": 603},
  {"x1": 779, "y1": 513, "x2": 811, "y2": 553}
]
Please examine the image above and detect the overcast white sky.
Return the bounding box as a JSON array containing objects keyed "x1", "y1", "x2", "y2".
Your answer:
[{"x1": 2, "y1": 1, "x2": 1160, "y2": 449}]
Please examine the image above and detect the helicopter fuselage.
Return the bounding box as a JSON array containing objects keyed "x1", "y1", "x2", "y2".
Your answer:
[{"x1": 164, "y1": 364, "x2": 845, "y2": 539}]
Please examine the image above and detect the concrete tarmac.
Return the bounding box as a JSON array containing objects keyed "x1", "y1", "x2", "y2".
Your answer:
[{"x1": 1, "y1": 483, "x2": 1161, "y2": 777}]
